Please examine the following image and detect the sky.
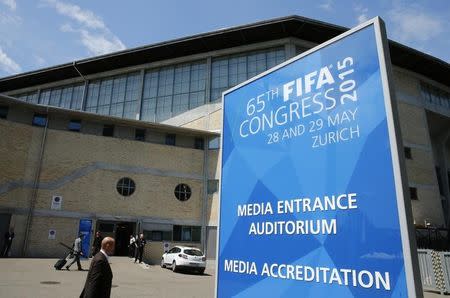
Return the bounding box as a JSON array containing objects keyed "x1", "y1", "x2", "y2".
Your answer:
[{"x1": 0, "y1": 0, "x2": 449, "y2": 78}]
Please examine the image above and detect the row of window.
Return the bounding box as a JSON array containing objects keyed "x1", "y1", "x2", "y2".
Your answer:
[
  {"x1": 143, "y1": 225, "x2": 201, "y2": 242},
  {"x1": 1, "y1": 105, "x2": 222, "y2": 149},
  {"x1": 13, "y1": 47, "x2": 287, "y2": 122}
]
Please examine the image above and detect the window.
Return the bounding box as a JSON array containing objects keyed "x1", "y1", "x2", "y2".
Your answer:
[
  {"x1": 173, "y1": 225, "x2": 201, "y2": 242},
  {"x1": 32, "y1": 114, "x2": 47, "y2": 127},
  {"x1": 404, "y1": 147, "x2": 412, "y2": 159},
  {"x1": 175, "y1": 184, "x2": 192, "y2": 201},
  {"x1": 209, "y1": 137, "x2": 220, "y2": 149},
  {"x1": 165, "y1": 133, "x2": 176, "y2": 146},
  {"x1": 142, "y1": 61, "x2": 206, "y2": 122},
  {"x1": 143, "y1": 230, "x2": 172, "y2": 241},
  {"x1": 194, "y1": 137, "x2": 204, "y2": 150},
  {"x1": 103, "y1": 125, "x2": 114, "y2": 137},
  {"x1": 135, "y1": 129, "x2": 146, "y2": 141},
  {"x1": 68, "y1": 120, "x2": 81, "y2": 132},
  {"x1": 0, "y1": 106, "x2": 8, "y2": 119},
  {"x1": 116, "y1": 177, "x2": 136, "y2": 196},
  {"x1": 409, "y1": 187, "x2": 418, "y2": 200},
  {"x1": 210, "y1": 48, "x2": 285, "y2": 101},
  {"x1": 208, "y1": 180, "x2": 219, "y2": 194}
]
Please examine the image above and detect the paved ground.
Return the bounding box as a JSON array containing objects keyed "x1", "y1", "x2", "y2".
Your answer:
[
  {"x1": 0, "y1": 257, "x2": 214, "y2": 298},
  {"x1": 0, "y1": 257, "x2": 446, "y2": 297}
]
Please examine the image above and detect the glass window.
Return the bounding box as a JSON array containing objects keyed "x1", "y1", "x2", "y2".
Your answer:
[
  {"x1": 32, "y1": 114, "x2": 47, "y2": 127},
  {"x1": 117, "y1": 177, "x2": 136, "y2": 196},
  {"x1": 68, "y1": 119, "x2": 81, "y2": 132},
  {"x1": 0, "y1": 106, "x2": 8, "y2": 119},
  {"x1": 39, "y1": 90, "x2": 51, "y2": 105},
  {"x1": 71, "y1": 85, "x2": 85, "y2": 110},
  {"x1": 142, "y1": 61, "x2": 206, "y2": 122},
  {"x1": 49, "y1": 88, "x2": 62, "y2": 106},
  {"x1": 194, "y1": 137, "x2": 204, "y2": 150},
  {"x1": 208, "y1": 137, "x2": 220, "y2": 149},
  {"x1": 211, "y1": 47, "x2": 286, "y2": 102},
  {"x1": 208, "y1": 179, "x2": 219, "y2": 194},
  {"x1": 135, "y1": 129, "x2": 146, "y2": 141},
  {"x1": 103, "y1": 125, "x2": 114, "y2": 137},
  {"x1": 165, "y1": 133, "x2": 176, "y2": 146},
  {"x1": 174, "y1": 184, "x2": 191, "y2": 201},
  {"x1": 173, "y1": 226, "x2": 200, "y2": 242},
  {"x1": 60, "y1": 86, "x2": 73, "y2": 109}
]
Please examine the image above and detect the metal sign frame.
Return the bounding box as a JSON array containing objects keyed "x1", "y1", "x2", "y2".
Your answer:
[{"x1": 215, "y1": 17, "x2": 422, "y2": 297}]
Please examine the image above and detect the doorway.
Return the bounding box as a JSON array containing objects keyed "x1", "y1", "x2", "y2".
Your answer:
[
  {"x1": 0, "y1": 214, "x2": 11, "y2": 256},
  {"x1": 96, "y1": 220, "x2": 136, "y2": 256}
]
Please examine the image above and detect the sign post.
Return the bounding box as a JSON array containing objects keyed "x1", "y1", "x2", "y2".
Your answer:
[{"x1": 216, "y1": 17, "x2": 422, "y2": 297}]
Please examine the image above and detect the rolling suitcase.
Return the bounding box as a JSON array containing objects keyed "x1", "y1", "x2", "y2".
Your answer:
[{"x1": 54, "y1": 258, "x2": 67, "y2": 270}]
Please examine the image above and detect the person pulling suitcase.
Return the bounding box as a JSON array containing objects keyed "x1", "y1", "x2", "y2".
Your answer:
[{"x1": 66, "y1": 233, "x2": 84, "y2": 270}]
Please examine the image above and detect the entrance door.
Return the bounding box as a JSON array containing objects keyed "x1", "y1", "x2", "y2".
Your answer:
[
  {"x1": 0, "y1": 214, "x2": 11, "y2": 256},
  {"x1": 115, "y1": 222, "x2": 135, "y2": 256},
  {"x1": 96, "y1": 220, "x2": 136, "y2": 256}
]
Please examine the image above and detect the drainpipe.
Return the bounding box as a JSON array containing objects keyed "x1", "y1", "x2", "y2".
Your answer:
[
  {"x1": 73, "y1": 62, "x2": 88, "y2": 110},
  {"x1": 201, "y1": 137, "x2": 209, "y2": 253},
  {"x1": 22, "y1": 107, "x2": 49, "y2": 256}
]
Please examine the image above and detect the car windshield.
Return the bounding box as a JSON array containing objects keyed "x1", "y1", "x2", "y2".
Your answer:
[{"x1": 184, "y1": 249, "x2": 203, "y2": 256}]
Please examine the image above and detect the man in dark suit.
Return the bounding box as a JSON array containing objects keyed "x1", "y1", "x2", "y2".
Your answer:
[{"x1": 80, "y1": 237, "x2": 115, "y2": 298}]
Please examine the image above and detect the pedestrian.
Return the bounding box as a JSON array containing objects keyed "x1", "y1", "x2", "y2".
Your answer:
[
  {"x1": 80, "y1": 237, "x2": 115, "y2": 298},
  {"x1": 128, "y1": 235, "x2": 135, "y2": 258},
  {"x1": 66, "y1": 233, "x2": 84, "y2": 270},
  {"x1": 91, "y1": 232, "x2": 103, "y2": 257},
  {"x1": 2, "y1": 228, "x2": 14, "y2": 257},
  {"x1": 134, "y1": 233, "x2": 146, "y2": 264}
]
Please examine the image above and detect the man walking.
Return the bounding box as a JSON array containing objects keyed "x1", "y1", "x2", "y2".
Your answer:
[
  {"x1": 80, "y1": 237, "x2": 115, "y2": 298},
  {"x1": 134, "y1": 233, "x2": 146, "y2": 264},
  {"x1": 2, "y1": 228, "x2": 14, "y2": 257},
  {"x1": 66, "y1": 233, "x2": 84, "y2": 270},
  {"x1": 91, "y1": 232, "x2": 102, "y2": 257}
]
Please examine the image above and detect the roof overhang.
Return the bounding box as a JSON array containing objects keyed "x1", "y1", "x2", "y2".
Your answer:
[{"x1": 0, "y1": 15, "x2": 448, "y2": 91}]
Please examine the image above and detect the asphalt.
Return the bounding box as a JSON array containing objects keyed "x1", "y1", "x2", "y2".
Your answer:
[
  {"x1": 0, "y1": 257, "x2": 214, "y2": 298},
  {"x1": 0, "y1": 257, "x2": 445, "y2": 297}
]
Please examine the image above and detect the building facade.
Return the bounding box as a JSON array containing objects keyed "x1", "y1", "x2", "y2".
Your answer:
[{"x1": 0, "y1": 16, "x2": 449, "y2": 259}]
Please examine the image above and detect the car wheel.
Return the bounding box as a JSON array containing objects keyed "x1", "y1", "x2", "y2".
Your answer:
[
  {"x1": 172, "y1": 261, "x2": 178, "y2": 272},
  {"x1": 160, "y1": 258, "x2": 166, "y2": 268}
]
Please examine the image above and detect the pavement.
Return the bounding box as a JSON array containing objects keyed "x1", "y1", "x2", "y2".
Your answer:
[
  {"x1": 0, "y1": 257, "x2": 214, "y2": 298},
  {"x1": 0, "y1": 257, "x2": 447, "y2": 297}
]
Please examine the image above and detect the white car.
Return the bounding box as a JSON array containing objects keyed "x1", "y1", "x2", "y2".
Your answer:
[{"x1": 161, "y1": 246, "x2": 206, "y2": 274}]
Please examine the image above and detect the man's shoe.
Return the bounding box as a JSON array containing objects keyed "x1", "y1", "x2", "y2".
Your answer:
[{"x1": 65, "y1": 266, "x2": 70, "y2": 270}]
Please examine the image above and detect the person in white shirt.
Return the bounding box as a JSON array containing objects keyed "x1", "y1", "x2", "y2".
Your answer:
[{"x1": 128, "y1": 235, "x2": 135, "y2": 258}]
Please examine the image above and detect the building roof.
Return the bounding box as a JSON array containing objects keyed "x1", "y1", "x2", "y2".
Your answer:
[
  {"x1": 0, "y1": 94, "x2": 219, "y2": 137},
  {"x1": 0, "y1": 15, "x2": 449, "y2": 92}
]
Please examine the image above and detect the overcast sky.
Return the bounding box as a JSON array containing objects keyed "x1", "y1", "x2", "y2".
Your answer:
[{"x1": 0, "y1": 0, "x2": 449, "y2": 78}]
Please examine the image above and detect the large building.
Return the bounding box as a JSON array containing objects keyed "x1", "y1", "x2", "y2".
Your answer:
[{"x1": 0, "y1": 16, "x2": 449, "y2": 260}]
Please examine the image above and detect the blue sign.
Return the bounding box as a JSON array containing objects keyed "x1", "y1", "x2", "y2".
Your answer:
[
  {"x1": 216, "y1": 19, "x2": 419, "y2": 297},
  {"x1": 78, "y1": 219, "x2": 92, "y2": 258}
]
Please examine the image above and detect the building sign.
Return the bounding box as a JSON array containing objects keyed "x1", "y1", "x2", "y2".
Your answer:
[
  {"x1": 216, "y1": 18, "x2": 421, "y2": 297},
  {"x1": 48, "y1": 229, "x2": 56, "y2": 240},
  {"x1": 51, "y1": 195, "x2": 62, "y2": 210},
  {"x1": 78, "y1": 219, "x2": 92, "y2": 258}
]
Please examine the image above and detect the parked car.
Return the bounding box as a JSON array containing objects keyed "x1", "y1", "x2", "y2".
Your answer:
[{"x1": 161, "y1": 246, "x2": 206, "y2": 274}]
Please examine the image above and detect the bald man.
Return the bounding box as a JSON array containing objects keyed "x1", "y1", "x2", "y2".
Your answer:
[{"x1": 80, "y1": 237, "x2": 115, "y2": 298}]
